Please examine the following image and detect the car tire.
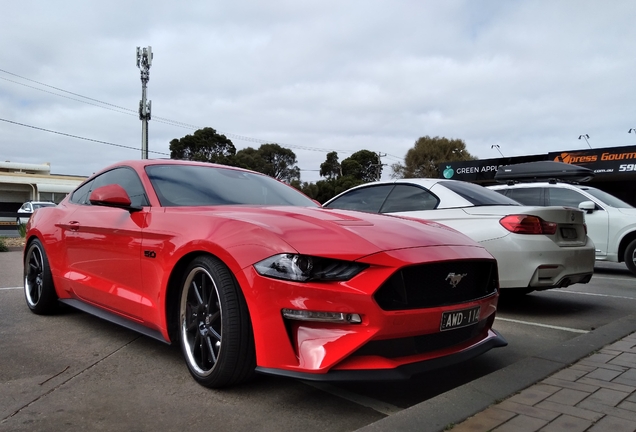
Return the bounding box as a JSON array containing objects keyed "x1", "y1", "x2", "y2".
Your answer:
[
  {"x1": 178, "y1": 255, "x2": 255, "y2": 388},
  {"x1": 24, "y1": 239, "x2": 59, "y2": 314},
  {"x1": 624, "y1": 239, "x2": 636, "y2": 276}
]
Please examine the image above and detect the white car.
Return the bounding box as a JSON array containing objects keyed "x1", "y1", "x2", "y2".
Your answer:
[
  {"x1": 490, "y1": 181, "x2": 636, "y2": 276},
  {"x1": 323, "y1": 179, "x2": 595, "y2": 293},
  {"x1": 17, "y1": 201, "x2": 56, "y2": 226}
]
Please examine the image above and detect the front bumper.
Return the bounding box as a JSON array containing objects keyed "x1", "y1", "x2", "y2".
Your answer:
[
  {"x1": 256, "y1": 329, "x2": 507, "y2": 381},
  {"x1": 237, "y1": 245, "x2": 503, "y2": 377}
]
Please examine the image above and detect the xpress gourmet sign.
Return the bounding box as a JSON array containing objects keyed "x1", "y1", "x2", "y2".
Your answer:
[{"x1": 549, "y1": 146, "x2": 636, "y2": 177}]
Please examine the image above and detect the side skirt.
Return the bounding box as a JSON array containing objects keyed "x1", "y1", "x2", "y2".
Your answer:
[{"x1": 59, "y1": 299, "x2": 169, "y2": 344}]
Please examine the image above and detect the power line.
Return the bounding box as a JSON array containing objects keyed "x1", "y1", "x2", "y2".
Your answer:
[
  {"x1": 0, "y1": 117, "x2": 170, "y2": 156},
  {"x1": 0, "y1": 68, "x2": 360, "y2": 155}
]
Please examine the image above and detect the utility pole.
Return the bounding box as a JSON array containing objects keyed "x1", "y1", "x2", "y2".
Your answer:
[
  {"x1": 374, "y1": 152, "x2": 387, "y2": 181},
  {"x1": 136, "y1": 46, "x2": 153, "y2": 159}
]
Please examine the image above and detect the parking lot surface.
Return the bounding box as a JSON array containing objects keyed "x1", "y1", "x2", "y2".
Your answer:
[{"x1": 1, "y1": 248, "x2": 635, "y2": 431}]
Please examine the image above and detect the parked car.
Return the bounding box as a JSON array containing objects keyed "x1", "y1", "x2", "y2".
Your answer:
[
  {"x1": 323, "y1": 178, "x2": 595, "y2": 294},
  {"x1": 24, "y1": 160, "x2": 506, "y2": 388},
  {"x1": 17, "y1": 201, "x2": 56, "y2": 225},
  {"x1": 489, "y1": 162, "x2": 636, "y2": 276}
]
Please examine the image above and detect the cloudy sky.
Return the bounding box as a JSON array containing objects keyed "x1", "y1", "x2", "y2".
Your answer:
[{"x1": 1, "y1": 1, "x2": 635, "y2": 182}]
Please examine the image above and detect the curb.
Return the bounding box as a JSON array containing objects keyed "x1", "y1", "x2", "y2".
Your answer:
[{"x1": 356, "y1": 313, "x2": 636, "y2": 432}]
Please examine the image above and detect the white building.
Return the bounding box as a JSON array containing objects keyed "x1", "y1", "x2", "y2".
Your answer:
[{"x1": 0, "y1": 161, "x2": 86, "y2": 212}]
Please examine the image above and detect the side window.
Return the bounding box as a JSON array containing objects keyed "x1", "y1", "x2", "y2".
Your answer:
[
  {"x1": 90, "y1": 167, "x2": 150, "y2": 207},
  {"x1": 324, "y1": 185, "x2": 394, "y2": 213},
  {"x1": 547, "y1": 188, "x2": 588, "y2": 208},
  {"x1": 70, "y1": 180, "x2": 95, "y2": 204},
  {"x1": 380, "y1": 185, "x2": 439, "y2": 213},
  {"x1": 505, "y1": 188, "x2": 544, "y2": 206}
]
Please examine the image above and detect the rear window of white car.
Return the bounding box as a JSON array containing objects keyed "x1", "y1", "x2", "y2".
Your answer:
[{"x1": 440, "y1": 181, "x2": 519, "y2": 206}]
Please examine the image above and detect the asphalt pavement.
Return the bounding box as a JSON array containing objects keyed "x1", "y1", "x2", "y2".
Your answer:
[{"x1": 2, "y1": 245, "x2": 636, "y2": 431}]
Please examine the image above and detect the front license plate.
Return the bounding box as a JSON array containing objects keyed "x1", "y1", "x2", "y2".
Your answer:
[
  {"x1": 440, "y1": 306, "x2": 480, "y2": 331},
  {"x1": 561, "y1": 227, "x2": 578, "y2": 239}
]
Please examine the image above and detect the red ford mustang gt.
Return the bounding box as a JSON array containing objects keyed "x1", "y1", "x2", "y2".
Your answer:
[{"x1": 24, "y1": 160, "x2": 506, "y2": 388}]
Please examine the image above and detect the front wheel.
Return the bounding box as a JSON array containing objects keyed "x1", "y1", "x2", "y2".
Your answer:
[
  {"x1": 624, "y1": 239, "x2": 636, "y2": 276},
  {"x1": 178, "y1": 255, "x2": 255, "y2": 388},
  {"x1": 24, "y1": 239, "x2": 58, "y2": 314}
]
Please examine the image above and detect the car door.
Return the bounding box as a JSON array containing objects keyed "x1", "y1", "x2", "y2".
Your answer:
[
  {"x1": 61, "y1": 167, "x2": 150, "y2": 319},
  {"x1": 546, "y1": 187, "x2": 609, "y2": 257}
]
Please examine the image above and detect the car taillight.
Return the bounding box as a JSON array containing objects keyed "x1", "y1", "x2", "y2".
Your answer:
[{"x1": 499, "y1": 215, "x2": 558, "y2": 235}]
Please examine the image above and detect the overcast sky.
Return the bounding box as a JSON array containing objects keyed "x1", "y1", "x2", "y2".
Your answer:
[{"x1": 1, "y1": 1, "x2": 635, "y2": 182}]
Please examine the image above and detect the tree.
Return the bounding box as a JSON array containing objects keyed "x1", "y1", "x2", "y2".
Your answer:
[
  {"x1": 295, "y1": 175, "x2": 364, "y2": 204},
  {"x1": 341, "y1": 150, "x2": 381, "y2": 182},
  {"x1": 256, "y1": 144, "x2": 301, "y2": 184},
  {"x1": 320, "y1": 152, "x2": 341, "y2": 179},
  {"x1": 170, "y1": 127, "x2": 236, "y2": 165},
  {"x1": 233, "y1": 144, "x2": 301, "y2": 184},
  {"x1": 391, "y1": 136, "x2": 476, "y2": 178}
]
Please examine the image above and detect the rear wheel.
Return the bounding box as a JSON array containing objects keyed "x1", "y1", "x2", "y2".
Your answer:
[
  {"x1": 625, "y1": 239, "x2": 636, "y2": 276},
  {"x1": 178, "y1": 255, "x2": 255, "y2": 388},
  {"x1": 24, "y1": 239, "x2": 58, "y2": 314}
]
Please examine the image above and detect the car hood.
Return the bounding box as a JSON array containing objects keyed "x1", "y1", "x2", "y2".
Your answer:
[
  {"x1": 616, "y1": 207, "x2": 636, "y2": 216},
  {"x1": 198, "y1": 206, "x2": 482, "y2": 258}
]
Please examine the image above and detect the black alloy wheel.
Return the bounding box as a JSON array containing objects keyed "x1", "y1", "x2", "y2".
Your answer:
[
  {"x1": 24, "y1": 239, "x2": 58, "y2": 314},
  {"x1": 178, "y1": 255, "x2": 255, "y2": 388}
]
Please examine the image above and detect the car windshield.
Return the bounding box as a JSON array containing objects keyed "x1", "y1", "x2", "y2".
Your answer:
[
  {"x1": 146, "y1": 164, "x2": 318, "y2": 207},
  {"x1": 440, "y1": 181, "x2": 520, "y2": 206},
  {"x1": 579, "y1": 186, "x2": 634, "y2": 208}
]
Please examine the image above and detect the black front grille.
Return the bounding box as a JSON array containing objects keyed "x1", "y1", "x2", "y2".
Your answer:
[
  {"x1": 374, "y1": 259, "x2": 498, "y2": 310},
  {"x1": 353, "y1": 316, "x2": 492, "y2": 359}
]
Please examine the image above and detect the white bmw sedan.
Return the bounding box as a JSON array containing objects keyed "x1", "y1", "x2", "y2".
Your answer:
[{"x1": 323, "y1": 179, "x2": 595, "y2": 294}]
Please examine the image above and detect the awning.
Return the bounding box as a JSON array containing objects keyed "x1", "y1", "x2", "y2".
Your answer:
[{"x1": 36, "y1": 183, "x2": 77, "y2": 193}]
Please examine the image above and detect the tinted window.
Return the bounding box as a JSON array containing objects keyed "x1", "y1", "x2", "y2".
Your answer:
[
  {"x1": 579, "y1": 187, "x2": 633, "y2": 208},
  {"x1": 504, "y1": 188, "x2": 544, "y2": 206},
  {"x1": 439, "y1": 181, "x2": 519, "y2": 206},
  {"x1": 91, "y1": 167, "x2": 149, "y2": 207},
  {"x1": 70, "y1": 180, "x2": 94, "y2": 204},
  {"x1": 547, "y1": 188, "x2": 589, "y2": 208},
  {"x1": 145, "y1": 165, "x2": 318, "y2": 207},
  {"x1": 324, "y1": 185, "x2": 393, "y2": 213},
  {"x1": 33, "y1": 203, "x2": 55, "y2": 210},
  {"x1": 380, "y1": 185, "x2": 439, "y2": 213}
]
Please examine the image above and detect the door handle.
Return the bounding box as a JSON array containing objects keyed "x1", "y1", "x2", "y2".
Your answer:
[{"x1": 68, "y1": 221, "x2": 80, "y2": 232}]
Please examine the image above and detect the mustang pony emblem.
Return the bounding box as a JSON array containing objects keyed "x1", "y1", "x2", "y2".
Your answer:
[{"x1": 445, "y1": 273, "x2": 468, "y2": 288}]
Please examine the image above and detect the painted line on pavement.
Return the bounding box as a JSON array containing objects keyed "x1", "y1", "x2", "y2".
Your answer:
[
  {"x1": 549, "y1": 290, "x2": 636, "y2": 301},
  {"x1": 301, "y1": 380, "x2": 403, "y2": 416},
  {"x1": 590, "y1": 275, "x2": 634, "y2": 281},
  {"x1": 0, "y1": 287, "x2": 21, "y2": 290},
  {"x1": 496, "y1": 317, "x2": 589, "y2": 334}
]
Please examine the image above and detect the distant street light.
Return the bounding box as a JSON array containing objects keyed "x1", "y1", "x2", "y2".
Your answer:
[
  {"x1": 578, "y1": 134, "x2": 592, "y2": 149},
  {"x1": 491, "y1": 144, "x2": 505, "y2": 157}
]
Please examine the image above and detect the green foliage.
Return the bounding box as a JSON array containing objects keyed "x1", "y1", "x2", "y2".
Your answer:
[
  {"x1": 18, "y1": 222, "x2": 26, "y2": 238},
  {"x1": 295, "y1": 175, "x2": 364, "y2": 204},
  {"x1": 341, "y1": 150, "x2": 382, "y2": 182},
  {"x1": 233, "y1": 144, "x2": 301, "y2": 184},
  {"x1": 257, "y1": 144, "x2": 301, "y2": 184},
  {"x1": 170, "y1": 127, "x2": 236, "y2": 165},
  {"x1": 391, "y1": 136, "x2": 476, "y2": 179},
  {"x1": 319, "y1": 152, "x2": 341, "y2": 180},
  {"x1": 0, "y1": 237, "x2": 8, "y2": 253}
]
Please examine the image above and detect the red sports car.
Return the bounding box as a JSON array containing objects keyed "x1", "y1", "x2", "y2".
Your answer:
[{"x1": 24, "y1": 160, "x2": 506, "y2": 388}]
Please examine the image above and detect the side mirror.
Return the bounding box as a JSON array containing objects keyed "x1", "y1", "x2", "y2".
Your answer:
[
  {"x1": 578, "y1": 200, "x2": 596, "y2": 213},
  {"x1": 89, "y1": 184, "x2": 142, "y2": 212}
]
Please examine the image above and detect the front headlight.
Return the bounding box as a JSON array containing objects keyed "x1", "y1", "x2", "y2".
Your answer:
[{"x1": 253, "y1": 254, "x2": 368, "y2": 282}]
